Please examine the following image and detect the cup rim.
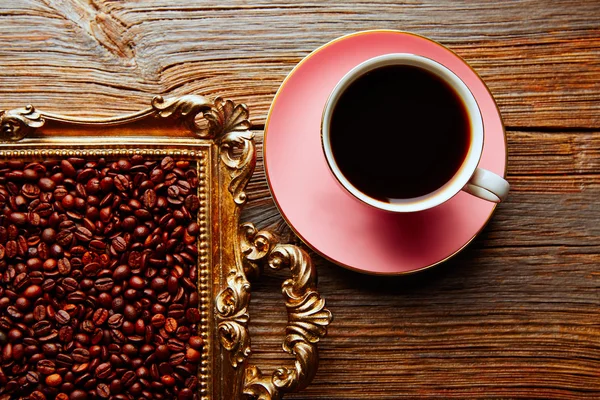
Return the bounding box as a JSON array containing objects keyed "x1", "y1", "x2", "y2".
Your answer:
[{"x1": 321, "y1": 53, "x2": 484, "y2": 212}]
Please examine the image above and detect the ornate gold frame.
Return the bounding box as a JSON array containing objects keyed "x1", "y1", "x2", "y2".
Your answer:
[{"x1": 0, "y1": 95, "x2": 332, "y2": 400}]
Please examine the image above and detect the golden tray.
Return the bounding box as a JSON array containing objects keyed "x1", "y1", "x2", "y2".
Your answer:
[{"x1": 0, "y1": 95, "x2": 332, "y2": 400}]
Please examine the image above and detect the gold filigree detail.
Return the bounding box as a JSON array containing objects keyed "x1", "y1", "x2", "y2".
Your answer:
[
  {"x1": 0, "y1": 105, "x2": 45, "y2": 141},
  {"x1": 151, "y1": 95, "x2": 251, "y2": 140},
  {"x1": 240, "y1": 222, "x2": 276, "y2": 280},
  {"x1": 151, "y1": 94, "x2": 214, "y2": 137},
  {"x1": 229, "y1": 224, "x2": 332, "y2": 400},
  {"x1": 219, "y1": 130, "x2": 255, "y2": 205},
  {"x1": 205, "y1": 97, "x2": 252, "y2": 137},
  {"x1": 216, "y1": 270, "x2": 252, "y2": 368}
]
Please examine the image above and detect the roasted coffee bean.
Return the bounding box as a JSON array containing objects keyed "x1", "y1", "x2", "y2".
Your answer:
[
  {"x1": 129, "y1": 276, "x2": 145, "y2": 290},
  {"x1": 26, "y1": 370, "x2": 40, "y2": 384},
  {"x1": 33, "y1": 304, "x2": 47, "y2": 321},
  {"x1": 95, "y1": 362, "x2": 112, "y2": 379},
  {"x1": 107, "y1": 313, "x2": 124, "y2": 329},
  {"x1": 56, "y1": 353, "x2": 74, "y2": 368},
  {"x1": 114, "y1": 175, "x2": 129, "y2": 192},
  {"x1": 67, "y1": 291, "x2": 86, "y2": 303},
  {"x1": 74, "y1": 227, "x2": 92, "y2": 242},
  {"x1": 160, "y1": 156, "x2": 174, "y2": 171},
  {"x1": 71, "y1": 348, "x2": 90, "y2": 363},
  {"x1": 55, "y1": 230, "x2": 74, "y2": 247},
  {"x1": 151, "y1": 314, "x2": 166, "y2": 328},
  {"x1": 33, "y1": 320, "x2": 52, "y2": 336},
  {"x1": 92, "y1": 308, "x2": 108, "y2": 326},
  {"x1": 42, "y1": 343, "x2": 59, "y2": 358},
  {"x1": 37, "y1": 359, "x2": 56, "y2": 375},
  {"x1": 167, "y1": 338, "x2": 185, "y2": 352},
  {"x1": 30, "y1": 391, "x2": 47, "y2": 400},
  {"x1": 46, "y1": 373, "x2": 63, "y2": 387},
  {"x1": 69, "y1": 390, "x2": 88, "y2": 400},
  {"x1": 57, "y1": 257, "x2": 71, "y2": 275},
  {"x1": 112, "y1": 265, "x2": 131, "y2": 281},
  {"x1": 168, "y1": 304, "x2": 185, "y2": 319},
  {"x1": 94, "y1": 277, "x2": 114, "y2": 292},
  {"x1": 111, "y1": 236, "x2": 127, "y2": 253},
  {"x1": 96, "y1": 382, "x2": 110, "y2": 398},
  {"x1": 55, "y1": 310, "x2": 71, "y2": 325}
]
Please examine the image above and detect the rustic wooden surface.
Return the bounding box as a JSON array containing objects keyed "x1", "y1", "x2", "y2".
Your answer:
[{"x1": 1, "y1": 1, "x2": 599, "y2": 398}]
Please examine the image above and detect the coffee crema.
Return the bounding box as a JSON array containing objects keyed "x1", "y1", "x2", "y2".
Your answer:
[{"x1": 329, "y1": 64, "x2": 471, "y2": 202}]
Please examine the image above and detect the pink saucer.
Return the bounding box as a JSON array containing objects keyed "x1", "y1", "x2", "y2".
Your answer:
[{"x1": 264, "y1": 30, "x2": 507, "y2": 275}]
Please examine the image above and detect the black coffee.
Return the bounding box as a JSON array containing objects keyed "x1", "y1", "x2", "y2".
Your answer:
[{"x1": 329, "y1": 64, "x2": 470, "y2": 201}]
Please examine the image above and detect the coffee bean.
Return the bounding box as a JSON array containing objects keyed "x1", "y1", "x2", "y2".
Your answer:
[
  {"x1": 159, "y1": 156, "x2": 174, "y2": 171},
  {"x1": 112, "y1": 265, "x2": 130, "y2": 281},
  {"x1": 66, "y1": 291, "x2": 86, "y2": 303},
  {"x1": 114, "y1": 175, "x2": 130, "y2": 192},
  {"x1": 95, "y1": 362, "x2": 111, "y2": 379},
  {"x1": 37, "y1": 359, "x2": 56, "y2": 375},
  {"x1": 167, "y1": 338, "x2": 185, "y2": 352},
  {"x1": 56, "y1": 353, "x2": 74, "y2": 367},
  {"x1": 141, "y1": 189, "x2": 157, "y2": 209},
  {"x1": 33, "y1": 304, "x2": 47, "y2": 321},
  {"x1": 22, "y1": 284, "x2": 42, "y2": 299},
  {"x1": 61, "y1": 277, "x2": 78, "y2": 292},
  {"x1": 26, "y1": 370, "x2": 40, "y2": 384},
  {"x1": 74, "y1": 226, "x2": 92, "y2": 242},
  {"x1": 89, "y1": 240, "x2": 106, "y2": 252},
  {"x1": 168, "y1": 304, "x2": 185, "y2": 319},
  {"x1": 55, "y1": 310, "x2": 71, "y2": 325},
  {"x1": 42, "y1": 343, "x2": 59, "y2": 358},
  {"x1": 94, "y1": 277, "x2": 114, "y2": 292},
  {"x1": 71, "y1": 348, "x2": 90, "y2": 363},
  {"x1": 33, "y1": 320, "x2": 52, "y2": 336},
  {"x1": 96, "y1": 382, "x2": 110, "y2": 398},
  {"x1": 55, "y1": 230, "x2": 74, "y2": 247},
  {"x1": 30, "y1": 391, "x2": 47, "y2": 400},
  {"x1": 69, "y1": 389, "x2": 88, "y2": 400},
  {"x1": 151, "y1": 314, "x2": 166, "y2": 328},
  {"x1": 107, "y1": 313, "x2": 124, "y2": 329},
  {"x1": 57, "y1": 326, "x2": 73, "y2": 344},
  {"x1": 92, "y1": 308, "x2": 108, "y2": 326},
  {"x1": 111, "y1": 236, "x2": 127, "y2": 253},
  {"x1": 46, "y1": 373, "x2": 63, "y2": 387},
  {"x1": 129, "y1": 276, "x2": 145, "y2": 290}
]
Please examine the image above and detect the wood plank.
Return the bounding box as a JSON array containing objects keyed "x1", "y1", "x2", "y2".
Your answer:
[
  {"x1": 247, "y1": 247, "x2": 600, "y2": 399},
  {"x1": 0, "y1": 0, "x2": 598, "y2": 128}
]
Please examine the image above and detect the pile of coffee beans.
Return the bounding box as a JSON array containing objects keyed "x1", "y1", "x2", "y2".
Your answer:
[{"x1": 0, "y1": 156, "x2": 203, "y2": 400}]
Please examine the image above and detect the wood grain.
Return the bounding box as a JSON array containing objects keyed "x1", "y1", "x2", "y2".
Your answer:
[
  {"x1": 0, "y1": 0, "x2": 599, "y2": 127},
  {"x1": 1, "y1": 1, "x2": 599, "y2": 399}
]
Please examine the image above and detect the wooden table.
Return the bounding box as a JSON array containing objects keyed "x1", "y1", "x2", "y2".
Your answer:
[{"x1": 1, "y1": 1, "x2": 599, "y2": 398}]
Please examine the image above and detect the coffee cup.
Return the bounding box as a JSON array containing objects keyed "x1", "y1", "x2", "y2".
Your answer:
[{"x1": 321, "y1": 53, "x2": 509, "y2": 213}]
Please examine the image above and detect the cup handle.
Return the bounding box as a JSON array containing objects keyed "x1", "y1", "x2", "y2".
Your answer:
[{"x1": 463, "y1": 168, "x2": 510, "y2": 203}]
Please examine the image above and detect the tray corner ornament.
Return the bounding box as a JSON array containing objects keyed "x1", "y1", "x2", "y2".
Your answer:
[{"x1": 0, "y1": 94, "x2": 331, "y2": 400}]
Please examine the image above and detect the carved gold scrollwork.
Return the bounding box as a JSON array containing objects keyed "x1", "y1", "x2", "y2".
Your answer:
[
  {"x1": 151, "y1": 94, "x2": 214, "y2": 136},
  {"x1": 232, "y1": 224, "x2": 332, "y2": 400},
  {"x1": 151, "y1": 95, "x2": 251, "y2": 140},
  {"x1": 216, "y1": 270, "x2": 252, "y2": 368},
  {"x1": 240, "y1": 222, "x2": 276, "y2": 280},
  {"x1": 0, "y1": 105, "x2": 45, "y2": 141},
  {"x1": 219, "y1": 130, "x2": 255, "y2": 205}
]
